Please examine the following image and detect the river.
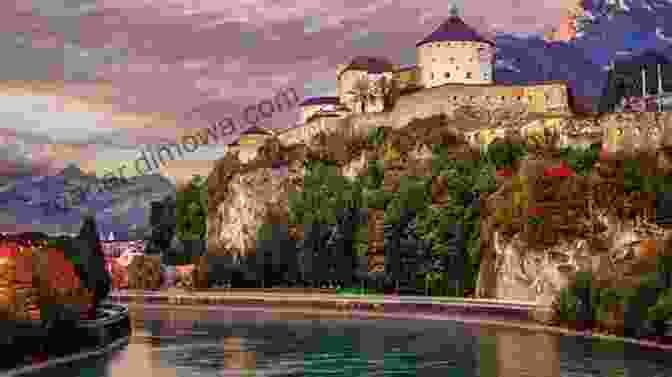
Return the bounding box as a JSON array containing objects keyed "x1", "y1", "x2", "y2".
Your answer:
[{"x1": 18, "y1": 304, "x2": 672, "y2": 377}]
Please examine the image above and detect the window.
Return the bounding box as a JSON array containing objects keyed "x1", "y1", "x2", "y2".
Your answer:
[
  {"x1": 466, "y1": 72, "x2": 472, "y2": 79},
  {"x1": 449, "y1": 57, "x2": 456, "y2": 63},
  {"x1": 500, "y1": 96, "x2": 505, "y2": 101},
  {"x1": 453, "y1": 96, "x2": 458, "y2": 100},
  {"x1": 516, "y1": 96, "x2": 522, "y2": 101},
  {"x1": 430, "y1": 73, "x2": 434, "y2": 79},
  {"x1": 444, "y1": 72, "x2": 450, "y2": 78},
  {"x1": 433, "y1": 57, "x2": 437, "y2": 62}
]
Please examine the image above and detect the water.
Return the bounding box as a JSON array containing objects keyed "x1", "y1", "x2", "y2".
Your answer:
[{"x1": 18, "y1": 305, "x2": 672, "y2": 377}]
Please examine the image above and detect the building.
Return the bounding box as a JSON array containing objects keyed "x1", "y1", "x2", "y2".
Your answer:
[
  {"x1": 415, "y1": 5, "x2": 495, "y2": 87},
  {"x1": 324, "y1": 5, "x2": 569, "y2": 117},
  {"x1": 297, "y1": 97, "x2": 349, "y2": 124},
  {"x1": 227, "y1": 126, "x2": 277, "y2": 163},
  {"x1": 267, "y1": 6, "x2": 575, "y2": 153},
  {"x1": 598, "y1": 50, "x2": 672, "y2": 113}
]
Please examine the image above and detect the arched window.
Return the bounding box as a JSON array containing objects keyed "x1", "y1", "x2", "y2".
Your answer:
[
  {"x1": 465, "y1": 72, "x2": 472, "y2": 79},
  {"x1": 444, "y1": 72, "x2": 450, "y2": 78}
]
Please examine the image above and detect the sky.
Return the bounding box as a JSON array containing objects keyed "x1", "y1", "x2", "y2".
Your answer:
[{"x1": 0, "y1": 0, "x2": 580, "y2": 185}]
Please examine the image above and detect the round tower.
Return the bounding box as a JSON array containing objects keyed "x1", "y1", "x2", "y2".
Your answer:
[
  {"x1": 337, "y1": 56, "x2": 395, "y2": 113},
  {"x1": 416, "y1": 5, "x2": 495, "y2": 88}
]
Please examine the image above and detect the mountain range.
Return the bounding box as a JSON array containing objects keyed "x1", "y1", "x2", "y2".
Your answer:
[{"x1": 0, "y1": 164, "x2": 175, "y2": 239}]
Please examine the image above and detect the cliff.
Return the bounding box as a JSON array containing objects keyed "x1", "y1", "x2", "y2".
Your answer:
[{"x1": 207, "y1": 107, "x2": 672, "y2": 304}]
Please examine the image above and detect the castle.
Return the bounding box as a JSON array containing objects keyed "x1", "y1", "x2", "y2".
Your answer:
[{"x1": 229, "y1": 6, "x2": 576, "y2": 162}]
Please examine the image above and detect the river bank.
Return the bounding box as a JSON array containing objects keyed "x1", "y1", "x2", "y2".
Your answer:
[{"x1": 107, "y1": 289, "x2": 672, "y2": 351}]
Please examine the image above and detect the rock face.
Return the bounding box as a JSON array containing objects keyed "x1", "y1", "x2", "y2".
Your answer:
[
  {"x1": 208, "y1": 108, "x2": 672, "y2": 302},
  {"x1": 208, "y1": 163, "x2": 303, "y2": 257},
  {"x1": 478, "y1": 155, "x2": 665, "y2": 307}
]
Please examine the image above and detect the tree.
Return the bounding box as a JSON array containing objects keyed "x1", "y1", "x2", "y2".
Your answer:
[
  {"x1": 145, "y1": 195, "x2": 177, "y2": 254},
  {"x1": 75, "y1": 215, "x2": 111, "y2": 308},
  {"x1": 176, "y1": 175, "x2": 208, "y2": 241},
  {"x1": 347, "y1": 77, "x2": 375, "y2": 113}
]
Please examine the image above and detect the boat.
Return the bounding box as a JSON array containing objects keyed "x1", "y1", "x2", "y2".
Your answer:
[{"x1": 0, "y1": 303, "x2": 131, "y2": 376}]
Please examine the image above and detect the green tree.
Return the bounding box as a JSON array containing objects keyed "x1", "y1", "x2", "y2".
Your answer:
[{"x1": 176, "y1": 175, "x2": 208, "y2": 240}]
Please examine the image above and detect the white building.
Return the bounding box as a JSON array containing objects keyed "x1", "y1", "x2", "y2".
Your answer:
[{"x1": 416, "y1": 5, "x2": 495, "y2": 88}]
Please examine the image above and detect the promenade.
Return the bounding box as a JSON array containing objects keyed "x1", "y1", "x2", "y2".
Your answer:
[{"x1": 107, "y1": 289, "x2": 672, "y2": 351}]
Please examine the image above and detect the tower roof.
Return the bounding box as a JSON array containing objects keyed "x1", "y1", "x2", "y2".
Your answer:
[
  {"x1": 416, "y1": 11, "x2": 494, "y2": 47},
  {"x1": 337, "y1": 56, "x2": 395, "y2": 79}
]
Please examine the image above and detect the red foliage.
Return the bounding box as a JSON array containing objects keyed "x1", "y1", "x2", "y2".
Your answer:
[
  {"x1": 544, "y1": 161, "x2": 576, "y2": 177},
  {"x1": 527, "y1": 207, "x2": 544, "y2": 217},
  {"x1": 496, "y1": 168, "x2": 514, "y2": 177},
  {"x1": 0, "y1": 242, "x2": 19, "y2": 258},
  {"x1": 42, "y1": 248, "x2": 81, "y2": 291}
]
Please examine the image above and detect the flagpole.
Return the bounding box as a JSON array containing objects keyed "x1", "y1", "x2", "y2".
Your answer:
[{"x1": 658, "y1": 63, "x2": 663, "y2": 112}]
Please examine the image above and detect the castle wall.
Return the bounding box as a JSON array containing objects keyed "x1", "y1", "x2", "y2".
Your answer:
[
  {"x1": 395, "y1": 67, "x2": 419, "y2": 90},
  {"x1": 300, "y1": 104, "x2": 323, "y2": 124},
  {"x1": 278, "y1": 116, "x2": 351, "y2": 146},
  {"x1": 338, "y1": 69, "x2": 393, "y2": 113},
  {"x1": 417, "y1": 41, "x2": 494, "y2": 88},
  {"x1": 278, "y1": 82, "x2": 573, "y2": 149}
]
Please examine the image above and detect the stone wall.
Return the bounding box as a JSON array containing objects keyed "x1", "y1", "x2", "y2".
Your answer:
[
  {"x1": 417, "y1": 40, "x2": 494, "y2": 87},
  {"x1": 278, "y1": 82, "x2": 572, "y2": 150},
  {"x1": 278, "y1": 117, "x2": 351, "y2": 146}
]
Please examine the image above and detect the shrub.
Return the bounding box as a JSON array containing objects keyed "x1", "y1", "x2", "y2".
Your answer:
[
  {"x1": 555, "y1": 286, "x2": 579, "y2": 323},
  {"x1": 367, "y1": 127, "x2": 387, "y2": 146},
  {"x1": 558, "y1": 143, "x2": 600, "y2": 176},
  {"x1": 648, "y1": 289, "x2": 672, "y2": 323}
]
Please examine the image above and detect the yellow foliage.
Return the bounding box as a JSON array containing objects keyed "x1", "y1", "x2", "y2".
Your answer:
[
  {"x1": 511, "y1": 175, "x2": 529, "y2": 210},
  {"x1": 384, "y1": 142, "x2": 400, "y2": 161},
  {"x1": 494, "y1": 206, "x2": 513, "y2": 225}
]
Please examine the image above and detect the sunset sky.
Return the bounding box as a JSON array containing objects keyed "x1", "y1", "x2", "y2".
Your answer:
[{"x1": 0, "y1": 0, "x2": 577, "y2": 184}]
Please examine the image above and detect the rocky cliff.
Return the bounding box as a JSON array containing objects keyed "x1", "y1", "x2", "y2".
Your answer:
[{"x1": 207, "y1": 108, "x2": 672, "y2": 304}]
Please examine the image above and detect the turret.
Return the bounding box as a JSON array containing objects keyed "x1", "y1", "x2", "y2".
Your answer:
[{"x1": 416, "y1": 5, "x2": 495, "y2": 88}]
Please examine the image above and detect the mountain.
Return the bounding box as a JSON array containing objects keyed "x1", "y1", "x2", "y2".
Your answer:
[
  {"x1": 0, "y1": 165, "x2": 176, "y2": 239},
  {"x1": 490, "y1": 0, "x2": 672, "y2": 111}
]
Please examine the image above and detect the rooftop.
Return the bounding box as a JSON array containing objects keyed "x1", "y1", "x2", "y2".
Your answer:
[
  {"x1": 298, "y1": 96, "x2": 341, "y2": 106},
  {"x1": 337, "y1": 56, "x2": 396, "y2": 78},
  {"x1": 416, "y1": 8, "x2": 494, "y2": 48}
]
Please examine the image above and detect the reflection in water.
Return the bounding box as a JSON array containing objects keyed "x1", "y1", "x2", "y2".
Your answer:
[{"x1": 19, "y1": 305, "x2": 672, "y2": 377}]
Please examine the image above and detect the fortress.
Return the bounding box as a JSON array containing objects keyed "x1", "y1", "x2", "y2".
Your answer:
[{"x1": 228, "y1": 6, "x2": 578, "y2": 162}]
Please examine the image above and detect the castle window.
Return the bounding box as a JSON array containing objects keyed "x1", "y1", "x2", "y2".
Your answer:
[
  {"x1": 466, "y1": 72, "x2": 472, "y2": 79},
  {"x1": 453, "y1": 96, "x2": 458, "y2": 100},
  {"x1": 430, "y1": 73, "x2": 434, "y2": 79},
  {"x1": 516, "y1": 96, "x2": 522, "y2": 101},
  {"x1": 449, "y1": 57, "x2": 455, "y2": 63},
  {"x1": 501, "y1": 96, "x2": 505, "y2": 101},
  {"x1": 433, "y1": 58, "x2": 437, "y2": 62},
  {"x1": 444, "y1": 72, "x2": 450, "y2": 78}
]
